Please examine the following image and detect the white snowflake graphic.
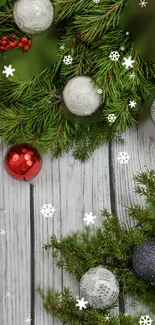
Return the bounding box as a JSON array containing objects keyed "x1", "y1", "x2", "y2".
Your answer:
[
  {"x1": 126, "y1": 31, "x2": 129, "y2": 35},
  {"x1": 93, "y1": 0, "x2": 100, "y2": 3},
  {"x1": 63, "y1": 55, "x2": 73, "y2": 65},
  {"x1": 109, "y1": 51, "x2": 120, "y2": 61},
  {"x1": 97, "y1": 88, "x2": 102, "y2": 94},
  {"x1": 120, "y1": 46, "x2": 125, "y2": 51},
  {"x1": 122, "y1": 56, "x2": 135, "y2": 69},
  {"x1": 59, "y1": 44, "x2": 65, "y2": 50},
  {"x1": 6, "y1": 292, "x2": 10, "y2": 297},
  {"x1": 76, "y1": 297, "x2": 88, "y2": 310},
  {"x1": 139, "y1": 315, "x2": 153, "y2": 325},
  {"x1": 83, "y1": 212, "x2": 97, "y2": 225},
  {"x1": 107, "y1": 114, "x2": 116, "y2": 123},
  {"x1": 139, "y1": 0, "x2": 148, "y2": 7},
  {"x1": 105, "y1": 314, "x2": 111, "y2": 321},
  {"x1": 40, "y1": 204, "x2": 56, "y2": 218},
  {"x1": 2, "y1": 65, "x2": 15, "y2": 78},
  {"x1": 130, "y1": 72, "x2": 136, "y2": 79},
  {"x1": 129, "y1": 100, "x2": 136, "y2": 108},
  {"x1": 25, "y1": 318, "x2": 32, "y2": 324},
  {"x1": 117, "y1": 151, "x2": 130, "y2": 164},
  {"x1": 0, "y1": 228, "x2": 6, "y2": 236}
]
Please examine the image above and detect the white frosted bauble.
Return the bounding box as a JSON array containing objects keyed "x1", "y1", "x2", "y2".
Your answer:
[
  {"x1": 80, "y1": 266, "x2": 119, "y2": 309},
  {"x1": 13, "y1": 0, "x2": 54, "y2": 35},
  {"x1": 150, "y1": 100, "x2": 155, "y2": 125},
  {"x1": 62, "y1": 76, "x2": 102, "y2": 116}
]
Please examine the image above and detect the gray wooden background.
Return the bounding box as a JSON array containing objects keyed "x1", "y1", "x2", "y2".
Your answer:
[{"x1": 0, "y1": 126, "x2": 155, "y2": 325}]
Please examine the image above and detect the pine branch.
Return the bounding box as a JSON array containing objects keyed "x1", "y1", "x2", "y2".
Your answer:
[
  {"x1": 37, "y1": 286, "x2": 142, "y2": 325},
  {"x1": 0, "y1": 0, "x2": 155, "y2": 159}
]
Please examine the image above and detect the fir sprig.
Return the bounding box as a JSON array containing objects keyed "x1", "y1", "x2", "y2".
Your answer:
[
  {"x1": 38, "y1": 170, "x2": 155, "y2": 323},
  {"x1": 37, "y1": 286, "x2": 140, "y2": 325},
  {"x1": 0, "y1": 0, "x2": 155, "y2": 160}
]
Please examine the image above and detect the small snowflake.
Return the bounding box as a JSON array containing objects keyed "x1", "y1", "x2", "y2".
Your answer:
[
  {"x1": 2, "y1": 64, "x2": 15, "y2": 78},
  {"x1": 107, "y1": 114, "x2": 116, "y2": 123},
  {"x1": 129, "y1": 100, "x2": 136, "y2": 108},
  {"x1": 83, "y1": 212, "x2": 97, "y2": 225},
  {"x1": 130, "y1": 72, "x2": 136, "y2": 79},
  {"x1": 76, "y1": 297, "x2": 88, "y2": 310},
  {"x1": 0, "y1": 228, "x2": 6, "y2": 236},
  {"x1": 105, "y1": 314, "x2": 111, "y2": 321},
  {"x1": 139, "y1": 0, "x2": 148, "y2": 7},
  {"x1": 25, "y1": 318, "x2": 32, "y2": 324},
  {"x1": 40, "y1": 204, "x2": 56, "y2": 218},
  {"x1": 126, "y1": 31, "x2": 129, "y2": 35},
  {"x1": 139, "y1": 315, "x2": 153, "y2": 325},
  {"x1": 63, "y1": 55, "x2": 73, "y2": 65},
  {"x1": 93, "y1": 0, "x2": 100, "y2": 3},
  {"x1": 6, "y1": 293, "x2": 10, "y2": 297},
  {"x1": 120, "y1": 46, "x2": 125, "y2": 51},
  {"x1": 122, "y1": 56, "x2": 135, "y2": 68},
  {"x1": 97, "y1": 88, "x2": 102, "y2": 94},
  {"x1": 117, "y1": 151, "x2": 130, "y2": 164},
  {"x1": 59, "y1": 44, "x2": 65, "y2": 50},
  {"x1": 109, "y1": 51, "x2": 120, "y2": 61}
]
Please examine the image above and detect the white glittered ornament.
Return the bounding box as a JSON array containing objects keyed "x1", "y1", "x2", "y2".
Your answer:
[
  {"x1": 62, "y1": 76, "x2": 102, "y2": 116},
  {"x1": 80, "y1": 266, "x2": 119, "y2": 309},
  {"x1": 150, "y1": 99, "x2": 155, "y2": 125},
  {"x1": 13, "y1": 0, "x2": 54, "y2": 35}
]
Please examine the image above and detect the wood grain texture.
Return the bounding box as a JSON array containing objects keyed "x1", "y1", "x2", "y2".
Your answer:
[
  {"x1": 0, "y1": 146, "x2": 31, "y2": 325},
  {"x1": 32, "y1": 145, "x2": 118, "y2": 325},
  {"x1": 111, "y1": 126, "x2": 155, "y2": 316},
  {"x1": 1, "y1": 126, "x2": 155, "y2": 325}
]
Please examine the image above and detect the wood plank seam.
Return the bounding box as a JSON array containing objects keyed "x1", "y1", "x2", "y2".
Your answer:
[
  {"x1": 109, "y1": 143, "x2": 125, "y2": 314},
  {"x1": 30, "y1": 184, "x2": 35, "y2": 325}
]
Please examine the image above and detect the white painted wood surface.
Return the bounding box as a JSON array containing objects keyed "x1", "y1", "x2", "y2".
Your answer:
[{"x1": 0, "y1": 126, "x2": 155, "y2": 325}]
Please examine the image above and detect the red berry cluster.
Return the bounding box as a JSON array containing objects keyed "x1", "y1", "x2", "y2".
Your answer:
[{"x1": 0, "y1": 34, "x2": 32, "y2": 52}]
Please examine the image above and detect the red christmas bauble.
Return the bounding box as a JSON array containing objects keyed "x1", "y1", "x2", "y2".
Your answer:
[{"x1": 5, "y1": 144, "x2": 42, "y2": 181}]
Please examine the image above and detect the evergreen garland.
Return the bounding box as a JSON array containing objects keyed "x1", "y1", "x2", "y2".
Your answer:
[
  {"x1": 0, "y1": 0, "x2": 155, "y2": 161},
  {"x1": 37, "y1": 169, "x2": 155, "y2": 324}
]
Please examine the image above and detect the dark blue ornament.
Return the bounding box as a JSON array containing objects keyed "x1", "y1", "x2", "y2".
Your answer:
[{"x1": 132, "y1": 241, "x2": 155, "y2": 283}]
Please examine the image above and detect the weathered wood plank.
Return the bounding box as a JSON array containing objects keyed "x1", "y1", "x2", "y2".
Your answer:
[
  {"x1": 111, "y1": 127, "x2": 155, "y2": 316},
  {"x1": 0, "y1": 145, "x2": 31, "y2": 325},
  {"x1": 32, "y1": 145, "x2": 119, "y2": 325},
  {"x1": 60, "y1": 146, "x2": 112, "y2": 297}
]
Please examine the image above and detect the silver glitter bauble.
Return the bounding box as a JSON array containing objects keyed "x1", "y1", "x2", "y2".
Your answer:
[
  {"x1": 62, "y1": 76, "x2": 102, "y2": 116},
  {"x1": 133, "y1": 241, "x2": 155, "y2": 283},
  {"x1": 80, "y1": 266, "x2": 119, "y2": 309},
  {"x1": 13, "y1": 0, "x2": 54, "y2": 35}
]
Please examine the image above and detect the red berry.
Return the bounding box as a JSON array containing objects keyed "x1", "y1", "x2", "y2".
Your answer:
[
  {"x1": 13, "y1": 40, "x2": 18, "y2": 46},
  {"x1": 0, "y1": 46, "x2": 6, "y2": 51},
  {"x1": 23, "y1": 45, "x2": 29, "y2": 52},
  {"x1": 9, "y1": 41, "x2": 16, "y2": 47},
  {"x1": 21, "y1": 36, "x2": 28, "y2": 44},
  {"x1": 27, "y1": 40, "x2": 32, "y2": 47},
  {"x1": 2, "y1": 36, "x2": 7, "y2": 41},
  {"x1": 1, "y1": 40, "x2": 7, "y2": 46},
  {"x1": 12, "y1": 34, "x2": 17, "y2": 39},
  {"x1": 6, "y1": 45, "x2": 11, "y2": 49},
  {"x1": 17, "y1": 41, "x2": 24, "y2": 48}
]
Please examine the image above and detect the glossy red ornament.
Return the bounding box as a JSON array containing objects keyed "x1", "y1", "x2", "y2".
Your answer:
[{"x1": 5, "y1": 144, "x2": 42, "y2": 181}]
